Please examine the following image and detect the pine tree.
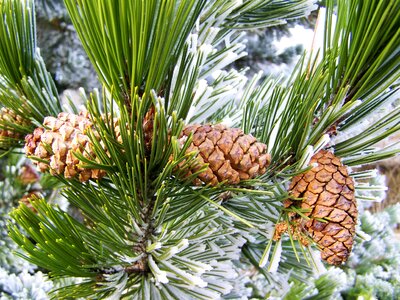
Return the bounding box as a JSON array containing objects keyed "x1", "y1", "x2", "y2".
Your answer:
[{"x1": 0, "y1": 0, "x2": 399, "y2": 299}]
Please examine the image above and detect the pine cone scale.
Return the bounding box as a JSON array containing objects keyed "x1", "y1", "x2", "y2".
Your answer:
[
  {"x1": 198, "y1": 138, "x2": 214, "y2": 158},
  {"x1": 228, "y1": 143, "x2": 243, "y2": 164},
  {"x1": 304, "y1": 191, "x2": 318, "y2": 205}
]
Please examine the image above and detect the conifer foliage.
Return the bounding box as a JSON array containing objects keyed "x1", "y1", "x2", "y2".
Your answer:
[{"x1": 0, "y1": 0, "x2": 399, "y2": 299}]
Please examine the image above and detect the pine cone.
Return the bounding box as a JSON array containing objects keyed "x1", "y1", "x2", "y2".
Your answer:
[
  {"x1": 25, "y1": 111, "x2": 106, "y2": 182},
  {"x1": 178, "y1": 124, "x2": 271, "y2": 186},
  {"x1": 143, "y1": 106, "x2": 155, "y2": 151},
  {"x1": 111, "y1": 106, "x2": 152, "y2": 148},
  {"x1": 112, "y1": 117, "x2": 129, "y2": 144},
  {"x1": 19, "y1": 191, "x2": 42, "y2": 213},
  {"x1": 19, "y1": 164, "x2": 40, "y2": 185},
  {"x1": 0, "y1": 107, "x2": 30, "y2": 140},
  {"x1": 287, "y1": 150, "x2": 357, "y2": 265}
]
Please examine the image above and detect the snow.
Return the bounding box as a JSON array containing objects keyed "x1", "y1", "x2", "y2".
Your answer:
[{"x1": 274, "y1": 25, "x2": 315, "y2": 55}]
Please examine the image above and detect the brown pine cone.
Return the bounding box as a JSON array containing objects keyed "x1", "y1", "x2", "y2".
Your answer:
[
  {"x1": 25, "y1": 111, "x2": 106, "y2": 182},
  {"x1": 287, "y1": 150, "x2": 357, "y2": 265},
  {"x1": 143, "y1": 106, "x2": 155, "y2": 151},
  {"x1": 19, "y1": 164, "x2": 40, "y2": 185},
  {"x1": 113, "y1": 117, "x2": 129, "y2": 144},
  {"x1": 0, "y1": 107, "x2": 30, "y2": 140},
  {"x1": 178, "y1": 124, "x2": 271, "y2": 186},
  {"x1": 19, "y1": 191, "x2": 42, "y2": 213}
]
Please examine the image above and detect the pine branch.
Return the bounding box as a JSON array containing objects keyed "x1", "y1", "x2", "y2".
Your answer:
[
  {"x1": 64, "y1": 0, "x2": 207, "y2": 111},
  {"x1": 4, "y1": 0, "x2": 400, "y2": 298},
  {"x1": 9, "y1": 195, "x2": 247, "y2": 299},
  {"x1": 8, "y1": 83, "x2": 254, "y2": 298},
  {"x1": 242, "y1": 239, "x2": 314, "y2": 286},
  {"x1": 237, "y1": 0, "x2": 400, "y2": 170},
  {"x1": 0, "y1": 0, "x2": 62, "y2": 148},
  {"x1": 226, "y1": 0, "x2": 316, "y2": 29},
  {"x1": 324, "y1": 0, "x2": 400, "y2": 104}
]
